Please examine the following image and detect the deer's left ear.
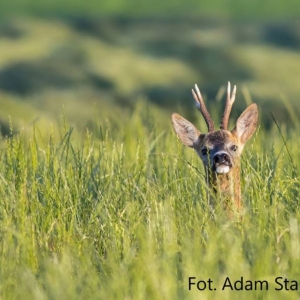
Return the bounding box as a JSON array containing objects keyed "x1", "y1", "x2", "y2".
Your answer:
[{"x1": 232, "y1": 103, "x2": 258, "y2": 144}]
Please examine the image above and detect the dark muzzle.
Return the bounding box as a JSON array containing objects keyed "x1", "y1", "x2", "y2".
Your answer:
[{"x1": 212, "y1": 151, "x2": 232, "y2": 173}]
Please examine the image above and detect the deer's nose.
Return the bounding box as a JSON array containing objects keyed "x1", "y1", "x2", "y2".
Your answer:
[{"x1": 213, "y1": 152, "x2": 231, "y2": 165}]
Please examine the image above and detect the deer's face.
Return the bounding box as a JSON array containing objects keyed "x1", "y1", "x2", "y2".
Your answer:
[
  {"x1": 171, "y1": 82, "x2": 258, "y2": 177},
  {"x1": 196, "y1": 130, "x2": 241, "y2": 175}
]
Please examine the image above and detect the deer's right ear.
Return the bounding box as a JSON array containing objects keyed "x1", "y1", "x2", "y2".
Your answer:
[{"x1": 171, "y1": 113, "x2": 202, "y2": 148}]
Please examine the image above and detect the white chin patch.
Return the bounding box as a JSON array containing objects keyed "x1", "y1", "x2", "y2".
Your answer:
[{"x1": 216, "y1": 165, "x2": 230, "y2": 174}]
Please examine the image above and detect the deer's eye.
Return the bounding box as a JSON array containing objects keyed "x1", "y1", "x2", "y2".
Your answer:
[
  {"x1": 230, "y1": 145, "x2": 238, "y2": 152},
  {"x1": 201, "y1": 147, "x2": 209, "y2": 155}
]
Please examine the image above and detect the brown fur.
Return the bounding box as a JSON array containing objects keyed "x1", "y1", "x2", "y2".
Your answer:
[{"x1": 194, "y1": 130, "x2": 242, "y2": 212}]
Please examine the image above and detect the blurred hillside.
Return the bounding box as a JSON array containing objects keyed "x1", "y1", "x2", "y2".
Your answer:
[{"x1": 0, "y1": 5, "x2": 299, "y2": 134}]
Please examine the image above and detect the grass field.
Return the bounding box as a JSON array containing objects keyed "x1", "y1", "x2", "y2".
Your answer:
[
  {"x1": 0, "y1": 100, "x2": 299, "y2": 299},
  {"x1": 0, "y1": 3, "x2": 299, "y2": 298}
]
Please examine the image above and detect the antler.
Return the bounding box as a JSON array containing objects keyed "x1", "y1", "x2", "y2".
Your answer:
[
  {"x1": 220, "y1": 81, "x2": 236, "y2": 130},
  {"x1": 192, "y1": 84, "x2": 215, "y2": 132}
]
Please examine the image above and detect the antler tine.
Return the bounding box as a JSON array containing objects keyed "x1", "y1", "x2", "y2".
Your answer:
[
  {"x1": 220, "y1": 81, "x2": 236, "y2": 130},
  {"x1": 192, "y1": 84, "x2": 215, "y2": 132}
]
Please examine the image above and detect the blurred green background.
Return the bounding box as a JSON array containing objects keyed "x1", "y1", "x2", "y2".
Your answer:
[{"x1": 0, "y1": 0, "x2": 299, "y2": 135}]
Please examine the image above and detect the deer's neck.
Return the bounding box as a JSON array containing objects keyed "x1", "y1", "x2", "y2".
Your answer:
[{"x1": 206, "y1": 165, "x2": 241, "y2": 211}]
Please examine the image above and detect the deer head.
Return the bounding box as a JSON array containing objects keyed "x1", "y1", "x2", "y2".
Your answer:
[{"x1": 171, "y1": 82, "x2": 258, "y2": 211}]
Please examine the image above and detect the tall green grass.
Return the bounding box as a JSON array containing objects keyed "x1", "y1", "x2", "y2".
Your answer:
[{"x1": 0, "y1": 103, "x2": 299, "y2": 299}]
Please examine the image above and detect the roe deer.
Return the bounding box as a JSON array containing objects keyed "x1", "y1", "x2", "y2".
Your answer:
[{"x1": 171, "y1": 82, "x2": 258, "y2": 212}]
